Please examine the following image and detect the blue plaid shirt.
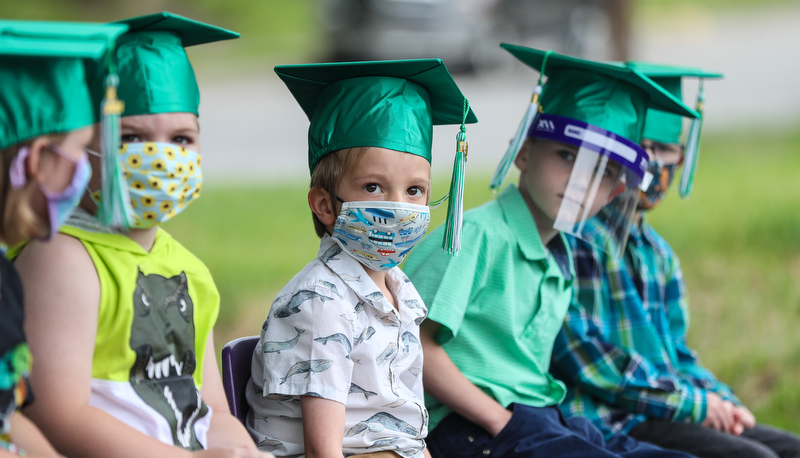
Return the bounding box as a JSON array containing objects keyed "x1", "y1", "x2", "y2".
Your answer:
[{"x1": 550, "y1": 218, "x2": 739, "y2": 438}]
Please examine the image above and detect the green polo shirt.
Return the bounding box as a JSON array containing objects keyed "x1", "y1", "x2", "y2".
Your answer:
[{"x1": 403, "y1": 185, "x2": 573, "y2": 430}]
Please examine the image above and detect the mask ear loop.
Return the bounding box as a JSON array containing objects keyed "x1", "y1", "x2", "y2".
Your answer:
[
  {"x1": 83, "y1": 149, "x2": 103, "y2": 206},
  {"x1": 489, "y1": 50, "x2": 552, "y2": 193},
  {"x1": 9, "y1": 147, "x2": 31, "y2": 190}
]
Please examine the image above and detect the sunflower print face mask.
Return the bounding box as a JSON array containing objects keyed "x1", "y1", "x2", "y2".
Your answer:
[{"x1": 118, "y1": 142, "x2": 203, "y2": 228}]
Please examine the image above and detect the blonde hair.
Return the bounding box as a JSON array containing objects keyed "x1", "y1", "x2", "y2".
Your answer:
[
  {"x1": 0, "y1": 135, "x2": 65, "y2": 244},
  {"x1": 309, "y1": 147, "x2": 369, "y2": 238}
]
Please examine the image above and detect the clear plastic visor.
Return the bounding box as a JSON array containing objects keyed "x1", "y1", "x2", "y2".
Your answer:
[{"x1": 529, "y1": 114, "x2": 650, "y2": 257}]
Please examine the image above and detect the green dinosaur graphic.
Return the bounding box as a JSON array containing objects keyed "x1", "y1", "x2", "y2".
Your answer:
[{"x1": 129, "y1": 269, "x2": 208, "y2": 450}]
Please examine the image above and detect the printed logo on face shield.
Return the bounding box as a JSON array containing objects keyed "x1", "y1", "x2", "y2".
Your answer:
[
  {"x1": 332, "y1": 201, "x2": 430, "y2": 271},
  {"x1": 565, "y1": 125, "x2": 583, "y2": 137},
  {"x1": 537, "y1": 119, "x2": 556, "y2": 132}
]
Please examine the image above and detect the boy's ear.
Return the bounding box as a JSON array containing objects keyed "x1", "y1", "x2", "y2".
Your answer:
[
  {"x1": 513, "y1": 140, "x2": 531, "y2": 171},
  {"x1": 24, "y1": 137, "x2": 50, "y2": 179},
  {"x1": 308, "y1": 187, "x2": 337, "y2": 226}
]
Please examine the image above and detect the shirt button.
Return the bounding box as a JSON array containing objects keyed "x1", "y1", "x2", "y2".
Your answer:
[
  {"x1": 467, "y1": 436, "x2": 474, "y2": 443},
  {"x1": 482, "y1": 449, "x2": 491, "y2": 455}
]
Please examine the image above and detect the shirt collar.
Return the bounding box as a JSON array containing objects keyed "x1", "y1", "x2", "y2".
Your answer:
[
  {"x1": 317, "y1": 235, "x2": 411, "y2": 314},
  {"x1": 547, "y1": 234, "x2": 574, "y2": 282},
  {"x1": 497, "y1": 185, "x2": 548, "y2": 261}
]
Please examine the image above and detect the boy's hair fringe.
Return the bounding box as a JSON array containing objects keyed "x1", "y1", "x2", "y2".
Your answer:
[{"x1": 309, "y1": 147, "x2": 370, "y2": 238}]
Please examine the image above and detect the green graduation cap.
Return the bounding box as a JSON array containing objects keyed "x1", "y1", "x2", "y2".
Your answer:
[
  {"x1": 276, "y1": 58, "x2": 478, "y2": 254},
  {"x1": 626, "y1": 61, "x2": 722, "y2": 198},
  {"x1": 87, "y1": 12, "x2": 240, "y2": 118},
  {"x1": 490, "y1": 44, "x2": 700, "y2": 191},
  {"x1": 626, "y1": 61, "x2": 722, "y2": 144},
  {"x1": 0, "y1": 20, "x2": 127, "y2": 150}
]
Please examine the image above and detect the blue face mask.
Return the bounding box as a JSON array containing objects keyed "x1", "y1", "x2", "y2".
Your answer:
[
  {"x1": 332, "y1": 200, "x2": 430, "y2": 271},
  {"x1": 9, "y1": 144, "x2": 92, "y2": 239}
]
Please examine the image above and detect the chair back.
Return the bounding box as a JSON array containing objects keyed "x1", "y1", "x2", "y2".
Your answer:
[{"x1": 221, "y1": 335, "x2": 259, "y2": 423}]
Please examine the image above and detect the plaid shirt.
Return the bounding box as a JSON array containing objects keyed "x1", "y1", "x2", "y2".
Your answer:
[{"x1": 550, "y1": 218, "x2": 739, "y2": 438}]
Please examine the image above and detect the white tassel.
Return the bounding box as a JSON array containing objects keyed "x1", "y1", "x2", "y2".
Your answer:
[{"x1": 489, "y1": 85, "x2": 541, "y2": 192}]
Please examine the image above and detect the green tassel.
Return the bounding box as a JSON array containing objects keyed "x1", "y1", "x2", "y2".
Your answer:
[
  {"x1": 679, "y1": 79, "x2": 705, "y2": 199},
  {"x1": 440, "y1": 98, "x2": 470, "y2": 255},
  {"x1": 442, "y1": 131, "x2": 467, "y2": 255},
  {"x1": 97, "y1": 72, "x2": 133, "y2": 229}
]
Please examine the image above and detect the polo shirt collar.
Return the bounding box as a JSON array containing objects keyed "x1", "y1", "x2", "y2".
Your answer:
[
  {"x1": 497, "y1": 185, "x2": 547, "y2": 261},
  {"x1": 547, "y1": 234, "x2": 574, "y2": 282}
]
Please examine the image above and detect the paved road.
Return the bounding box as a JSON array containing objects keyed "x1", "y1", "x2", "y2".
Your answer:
[{"x1": 197, "y1": 3, "x2": 800, "y2": 182}]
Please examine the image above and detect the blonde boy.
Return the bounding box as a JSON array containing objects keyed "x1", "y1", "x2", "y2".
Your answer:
[{"x1": 245, "y1": 60, "x2": 476, "y2": 458}]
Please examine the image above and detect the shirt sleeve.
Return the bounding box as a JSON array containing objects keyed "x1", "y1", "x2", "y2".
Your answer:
[
  {"x1": 258, "y1": 284, "x2": 355, "y2": 404},
  {"x1": 402, "y1": 221, "x2": 489, "y2": 345},
  {"x1": 665, "y1": 254, "x2": 741, "y2": 405},
  {"x1": 551, "y1": 239, "x2": 708, "y2": 424}
]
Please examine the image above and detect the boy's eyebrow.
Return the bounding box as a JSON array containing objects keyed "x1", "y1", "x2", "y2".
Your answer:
[
  {"x1": 170, "y1": 127, "x2": 200, "y2": 135},
  {"x1": 350, "y1": 171, "x2": 430, "y2": 184}
]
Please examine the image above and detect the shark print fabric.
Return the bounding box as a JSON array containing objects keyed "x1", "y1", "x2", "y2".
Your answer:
[{"x1": 246, "y1": 234, "x2": 428, "y2": 458}]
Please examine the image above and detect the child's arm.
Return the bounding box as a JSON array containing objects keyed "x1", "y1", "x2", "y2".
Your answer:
[
  {"x1": 3, "y1": 411, "x2": 63, "y2": 457},
  {"x1": 419, "y1": 320, "x2": 511, "y2": 437},
  {"x1": 200, "y1": 333, "x2": 271, "y2": 454},
  {"x1": 16, "y1": 236, "x2": 270, "y2": 458},
  {"x1": 300, "y1": 396, "x2": 346, "y2": 458}
]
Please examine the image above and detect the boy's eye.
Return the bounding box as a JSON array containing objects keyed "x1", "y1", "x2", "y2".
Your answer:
[
  {"x1": 363, "y1": 183, "x2": 381, "y2": 194},
  {"x1": 557, "y1": 150, "x2": 576, "y2": 162},
  {"x1": 407, "y1": 186, "x2": 424, "y2": 197},
  {"x1": 172, "y1": 136, "x2": 192, "y2": 145},
  {"x1": 121, "y1": 134, "x2": 141, "y2": 143},
  {"x1": 603, "y1": 163, "x2": 621, "y2": 179}
]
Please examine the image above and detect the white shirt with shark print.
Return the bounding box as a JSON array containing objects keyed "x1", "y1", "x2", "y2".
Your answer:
[{"x1": 245, "y1": 235, "x2": 428, "y2": 458}]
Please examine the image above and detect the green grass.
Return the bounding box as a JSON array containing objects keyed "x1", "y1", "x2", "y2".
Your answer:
[{"x1": 165, "y1": 129, "x2": 800, "y2": 434}]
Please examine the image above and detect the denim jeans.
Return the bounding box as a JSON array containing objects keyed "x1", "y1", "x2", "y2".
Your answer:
[
  {"x1": 629, "y1": 420, "x2": 800, "y2": 458},
  {"x1": 427, "y1": 404, "x2": 698, "y2": 458}
]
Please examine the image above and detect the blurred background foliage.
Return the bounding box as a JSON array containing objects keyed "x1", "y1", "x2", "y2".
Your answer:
[
  {"x1": 5, "y1": 0, "x2": 800, "y2": 434},
  {"x1": 2, "y1": 0, "x2": 794, "y2": 67}
]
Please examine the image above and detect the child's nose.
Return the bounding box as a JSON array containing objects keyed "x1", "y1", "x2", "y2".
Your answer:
[{"x1": 387, "y1": 190, "x2": 407, "y2": 202}]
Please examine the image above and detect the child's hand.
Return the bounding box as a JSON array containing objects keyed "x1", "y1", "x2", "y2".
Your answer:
[
  {"x1": 701, "y1": 392, "x2": 735, "y2": 433},
  {"x1": 730, "y1": 405, "x2": 756, "y2": 436},
  {"x1": 194, "y1": 448, "x2": 275, "y2": 458},
  {"x1": 486, "y1": 408, "x2": 513, "y2": 438}
]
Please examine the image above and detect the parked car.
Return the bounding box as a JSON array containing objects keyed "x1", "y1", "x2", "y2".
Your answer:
[{"x1": 317, "y1": 0, "x2": 628, "y2": 72}]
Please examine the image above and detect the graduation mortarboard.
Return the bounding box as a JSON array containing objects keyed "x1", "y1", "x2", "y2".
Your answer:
[
  {"x1": 275, "y1": 59, "x2": 478, "y2": 254},
  {"x1": 87, "y1": 11, "x2": 240, "y2": 118},
  {"x1": 626, "y1": 61, "x2": 723, "y2": 198},
  {"x1": 275, "y1": 59, "x2": 478, "y2": 171},
  {"x1": 0, "y1": 20, "x2": 127, "y2": 149},
  {"x1": 490, "y1": 44, "x2": 700, "y2": 191}
]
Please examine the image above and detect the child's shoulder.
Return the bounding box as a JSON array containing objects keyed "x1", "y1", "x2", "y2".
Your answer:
[{"x1": 271, "y1": 255, "x2": 354, "y2": 311}]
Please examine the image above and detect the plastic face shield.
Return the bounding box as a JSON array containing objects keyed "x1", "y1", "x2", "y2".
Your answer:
[{"x1": 529, "y1": 114, "x2": 651, "y2": 257}]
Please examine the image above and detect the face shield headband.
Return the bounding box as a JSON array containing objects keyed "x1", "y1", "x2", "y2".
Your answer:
[{"x1": 528, "y1": 113, "x2": 652, "y2": 257}]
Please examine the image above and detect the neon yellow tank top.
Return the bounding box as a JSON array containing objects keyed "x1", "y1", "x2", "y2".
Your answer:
[{"x1": 61, "y1": 224, "x2": 219, "y2": 450}]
